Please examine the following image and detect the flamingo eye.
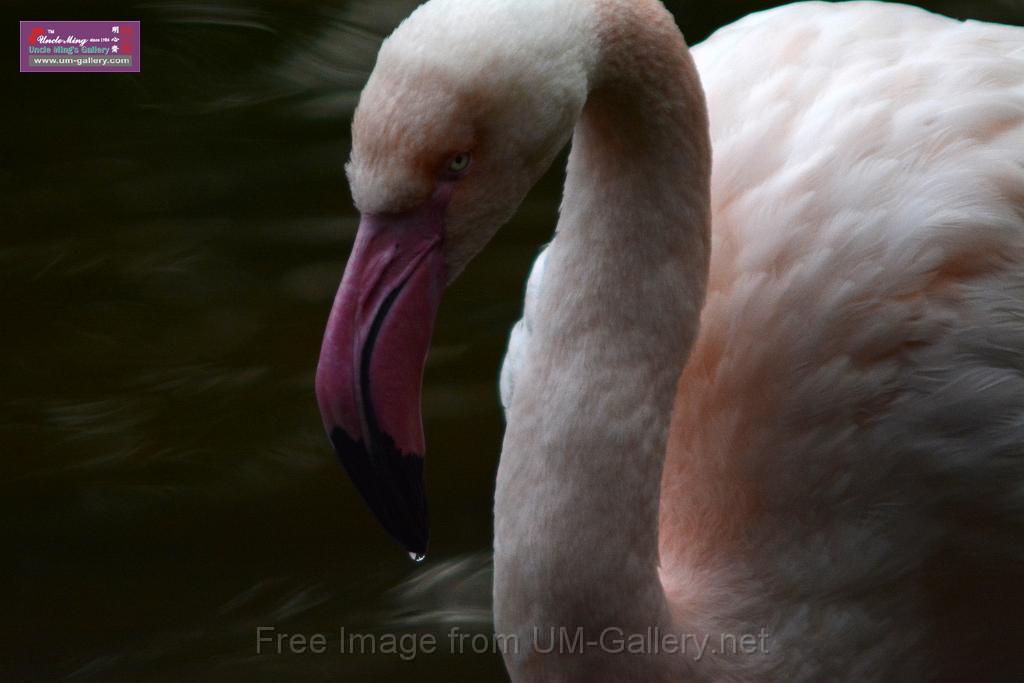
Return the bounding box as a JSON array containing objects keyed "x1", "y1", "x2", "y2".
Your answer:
[{"x1": 447, "y1": 153, "x2": 471, "y2": 174}]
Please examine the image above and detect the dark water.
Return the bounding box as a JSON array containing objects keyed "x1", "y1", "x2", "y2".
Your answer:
[{"x1": 4, "y1": 1, "x2": 1022, "y2": 680}]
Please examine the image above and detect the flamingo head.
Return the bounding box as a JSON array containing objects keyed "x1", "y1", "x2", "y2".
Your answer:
[{"x1": 315, "y1": 0, "x2": 593, "y2": 558}]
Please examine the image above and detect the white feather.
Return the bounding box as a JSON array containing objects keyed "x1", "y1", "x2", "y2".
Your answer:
[{"x1": 496, "y1": 2, "x2": 1024, "y2": 680}]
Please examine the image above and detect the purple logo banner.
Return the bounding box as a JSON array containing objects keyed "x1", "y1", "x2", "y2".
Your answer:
[{"x1": 20, "y1": 20, "x2": 140, "y2": 73}]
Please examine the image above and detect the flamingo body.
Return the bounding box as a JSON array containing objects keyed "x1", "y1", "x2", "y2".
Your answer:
[{"x1": 500, "y1": 2, "x2": 1024, "y2": 679}]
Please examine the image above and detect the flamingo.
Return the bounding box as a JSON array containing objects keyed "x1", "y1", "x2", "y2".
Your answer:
[{"x1": 315, "y1": 0, "x2": 1024, "y2": 679}]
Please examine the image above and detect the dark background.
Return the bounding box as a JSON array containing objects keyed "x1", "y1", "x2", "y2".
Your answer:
[{"x1": 4, "y1": 1, "x2": 1023, "y2": 681}]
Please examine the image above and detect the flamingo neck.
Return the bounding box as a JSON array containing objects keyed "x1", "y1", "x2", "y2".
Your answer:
[{"x1": 494, "y1": 0, "x2": 711, "y2": 678}]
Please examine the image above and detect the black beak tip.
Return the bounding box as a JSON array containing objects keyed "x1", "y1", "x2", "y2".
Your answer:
[{"x1": 329, "y1": 427, "x2": 429, "y2": 558}]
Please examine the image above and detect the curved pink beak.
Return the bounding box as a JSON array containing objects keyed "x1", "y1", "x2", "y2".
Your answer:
[{"x1": 315, "y1": 195, "x2": 448, "y2": 557}]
